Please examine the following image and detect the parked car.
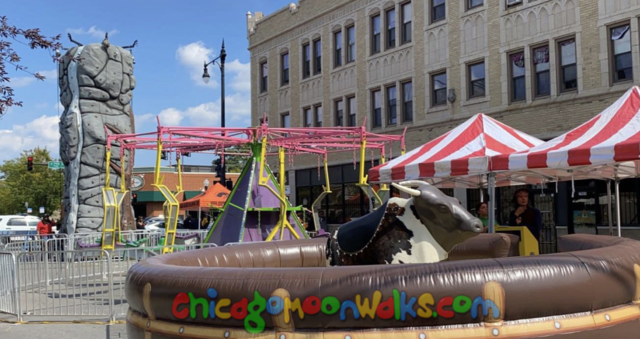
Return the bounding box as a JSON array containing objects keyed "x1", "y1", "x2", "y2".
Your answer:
[
  {"x1": 0, "y1": 215, "x2": 43, "y2": 243},
  {"x1": 144, "y1": 216, "x2": 185, "y2": 232}
]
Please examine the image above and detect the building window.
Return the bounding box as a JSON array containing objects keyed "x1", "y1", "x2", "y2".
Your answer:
[
  {"x1": 347, "y1": 26, "x2": 356, "y2": 63},
  {"x1": 611, "y1": 24, "x2": 632, "y2": 83},
  {"x1": 510, "y1": 51, "x2": 526, "y2": 102},
  {"x1": 386, "y1": 8, "x2": 396, "y2": 49},
  {"x1": 402, "y1": 81, "x2": 413, "y2": 122},
  {"x1": 304, "y1": 107, "x2": 312, "y2": 127},
  {"x1": 468, "y1": 0, "x2": 483, "y2": 10},
  {"x1": 371, "y1": 14, "x2": 381, "y2": 55},
  {"x1": 372, "y1": 90, "x2": 382, "y2": 128},
  {"x1": 533, "y1": 45, "x2": 550, "y2": 97},
  {"x1": 315, "y1": 105, "x2": 323, "y2": 127},
  {"x1": 281, "y1": 53, "x2": 289, "y2": 86},
  {"x1": 347, "y1": 96, "x2": 356, "y2": 127},
  {"x1": 334, "y1": 31, "x2": 343, "y2": 68},
  {"x1": 432, "y1": 72, "x2": 447, "y2": 106},
  {"x1": 260, "y1": 61, "x2": 267, "y2": 93},
  {"x1": 559, "y1": 39, "x2": 577, "y2": 92},
  {"x1": 335, "y1": 100, "x2": 344, "y2": 126},
  {"x1": 302, "y1": 44, "x2": 310, "y2": 79},
  {"x1": 432, "y1": 0, "x2": 445, "y2": 23},
  {"x1": 387, "y1": 85, "x2": 397, "y2": 125},
  {"x1": 506, "y1": 0, "x2": 523, "y2": 8},
  {"x1": 281, "y1": 113, "x2": 290, "y2": 128},
  {"x1": 314, "y1": 39, "x2": 322, "y2": 75},
  {"x1": 468, "y1": 61, "x2": 485, "y2": 98},
  {"x1": 401, "y1": 2, "x2": 412, "y2": 43}
]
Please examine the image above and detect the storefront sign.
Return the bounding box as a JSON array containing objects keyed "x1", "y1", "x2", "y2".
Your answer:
[{"x1": 131, "y1": 175, "x2": 145, "y2": 191}]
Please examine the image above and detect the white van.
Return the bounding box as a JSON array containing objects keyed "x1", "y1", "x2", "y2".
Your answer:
[{"x1": 0, "y1": 215, "x2": 41, "y2": 237}]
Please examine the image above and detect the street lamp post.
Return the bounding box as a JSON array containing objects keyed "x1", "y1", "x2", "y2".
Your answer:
[{"x1": 202, "y1": 40, "x2": 227, "y2": 185}]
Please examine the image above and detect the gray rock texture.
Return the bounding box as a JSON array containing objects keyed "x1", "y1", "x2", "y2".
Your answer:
[{"x1": 59, "y1": 41, "x2": 136, "y2": 234}]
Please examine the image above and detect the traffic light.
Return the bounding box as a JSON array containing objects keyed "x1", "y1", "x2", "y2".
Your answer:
[
  {"x1": 225, "y1": 179, "x2": 233, "y2": 190},
  {"x1": 27, "y1": 157, "x2": 33, "y2": 172},
  {"x1": 161, "y1": 151, "x2": 168, "y2": 160}
]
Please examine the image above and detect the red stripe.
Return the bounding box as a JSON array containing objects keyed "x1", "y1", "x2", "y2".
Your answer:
[
  {"x1": 418, "y1": 118, "x2": 483, "y2": 178},
  {"x1": 490, "y1": 118, "x2": 537, "y2": 148},
  {"x1": 526, "y1": 117, "x2": 599, "y2": 169},
  {"x1": 485, "y1": 134, "x2": 517, "y2": 155},
  {"x1": 369, "y1": 166, "x2": 380, "y2": 182},
  {"x1": 450, "y1": 149, "x2": 486, "y2": 176},
  {"x1": 613, "y1": 129, "x2": 640, "y2": 162},
  {"x1": 389, "y1": 132, "x2": 450, "y2": 181},
  {"x1": 567, "y1": 89, "x2": 640, "y2": 166}
]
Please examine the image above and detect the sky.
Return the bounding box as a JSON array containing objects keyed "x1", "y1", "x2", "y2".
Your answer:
[{"x1": 1, "y1": 0, "x2": 289, "y2": 168}]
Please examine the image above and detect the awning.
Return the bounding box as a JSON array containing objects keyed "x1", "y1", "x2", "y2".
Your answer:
[{"x1": 180, "y1": 183, "x2": 230, "y2": 210}]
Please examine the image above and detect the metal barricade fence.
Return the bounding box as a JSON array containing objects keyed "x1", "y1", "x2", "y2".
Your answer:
[
  {"x1": 0, "y1": 252, "x2": 18, "y2": 317},
  {"x1": 4, "y1": 242, "x2": 217, "y2": 322}
]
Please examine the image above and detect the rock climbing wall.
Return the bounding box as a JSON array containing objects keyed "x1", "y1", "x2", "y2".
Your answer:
[{"x1": 58, "y1": 40, "x2": 135, "y2": 234}]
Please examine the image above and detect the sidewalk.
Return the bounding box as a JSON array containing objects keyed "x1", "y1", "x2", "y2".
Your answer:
[{"x1": 0, "y1": 322, "x2": 126, "y2": 339}]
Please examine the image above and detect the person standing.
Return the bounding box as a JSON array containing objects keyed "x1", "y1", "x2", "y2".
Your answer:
[
  {"x1": 37, "y1": 214, "x2": 54, "y2": 237},
  {"x1": 508, "y1": 189, "x2": 542, "y2": 241}
]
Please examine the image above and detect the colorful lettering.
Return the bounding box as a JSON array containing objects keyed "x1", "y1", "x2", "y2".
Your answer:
[
  {"x1": 436, "y1": 296, "x2": 454, "y2": 318},
  {"x1": 452, "y1": 296, "x2": 472, "y2": 314},
  {"x1": 399, "y1": 291, "x2": 417, "y2": 321},
  {"x1": 245, "y1": 291, "x2": 266, "y2": 334},
  {"x1": 284, "y1": 297, "x2": 304, "y2": 323},
  {"x1": 215, "y1": 298, "x2": 231, "y2": 319},
  {"x1": 231, "y1": 298, "x2": 248, "y2": 320},
  {"x1": 266, "y1": 296, "x2": 284, "y2": 315},
  {"x1": 471, "y1": 296, "x2": 500, "y2": 319},
  {"x1": 339, "y1": 300, "x2": 360, "y2": 321},
  {"x1": 356, "y1": 291, "x2": 381, "y2": 320},
  {"x1": 376, "y1": 296, "x2": 395, "y2": 319},
  {"x1": 189, "y1": 292, "x2": 209, "y2": 319},
  {"x1": 172, "y1": 292, "x2": 190, "y2": 319},
  {"x1": 207, "y1": 289, "x2": 217, "y2": 319},
  {"x1": 417, "y1": 293, "x2": 434, "y2": 318},
  {"x1": 302, "y1": 296, "x2": 321, "y2": 315},
  {"x1": 321, "y1": 296, "x2": 340, "y2": 315}
]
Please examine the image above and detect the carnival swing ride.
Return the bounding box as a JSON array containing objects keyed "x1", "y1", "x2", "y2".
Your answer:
[{"x1": 100, "y1": 115, "x2": 405, "y2": 253}]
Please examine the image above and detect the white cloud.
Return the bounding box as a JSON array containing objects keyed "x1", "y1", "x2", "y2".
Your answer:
[
  {"x1": 175, "y1": 42, "x2": 251, "y2": 94},
  {"x1": 0, "y1": 115, "x2": 60, "y2": 161},
  {"x1": 9, "y1": 69, "x2": 58, "y2": 88},
  {"x1": 176, "y1": 41, "x2": 218, "y2": 88},
  {"x1": 226, "y1": 59, "x2": 250, "y2": 93},
  {"x1": 10, "y1": 77, "x2": 36, "y2": 88},
  {"x1": 150, "y1": 93, "x2": 251, "y2": 128},
  {"x1": 158, "y1": 108, "x2": 184, "y2": 126},
  {"x1": 67, "y1": 26, "x2": 119, "y2": 39},
  {"x1": 134, "y1": 113, "x2": 154, "y2": 132}
]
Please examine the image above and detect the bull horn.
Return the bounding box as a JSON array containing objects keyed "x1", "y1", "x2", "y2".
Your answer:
[{"x1": 392, "y1": 183, "x2": 420, "y2": 197}]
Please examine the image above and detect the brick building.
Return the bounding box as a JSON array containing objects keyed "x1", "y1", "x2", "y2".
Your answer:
[
  {"x1": 246, "y1": 0, "x2": 640, "y2": 243},
  {"x1": 131, "y1": 165, "x2": 238, "y2": 219}
]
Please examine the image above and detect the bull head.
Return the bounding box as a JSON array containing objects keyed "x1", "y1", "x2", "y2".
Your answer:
[{"x1": 392, "y1": 180, "x2": 482, "y2": 252}]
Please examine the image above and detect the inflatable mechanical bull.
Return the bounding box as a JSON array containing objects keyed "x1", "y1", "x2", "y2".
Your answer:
[{"x1": 329, "y1": 181, "x2": 483, "y2": 265}]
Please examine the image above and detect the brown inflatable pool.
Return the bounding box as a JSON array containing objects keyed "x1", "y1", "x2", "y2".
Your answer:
[{"x1": 125, "y1": 234, "x2": 640, "y2": 338}]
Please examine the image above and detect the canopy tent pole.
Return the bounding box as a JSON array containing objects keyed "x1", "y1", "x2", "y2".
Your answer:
[
  {"x1": 607, "y1": 180, "x2": 613, "y2": 236},
  {"x1": 198, "y1": 206, "x2": 201, "y2": 230},
  {"x1": 488, "y1": 172, "x2": 496, "y2": 234},
  {"x1": 479, "y1": 176, "x2": 485, "y2": 203},
  {"x1": 615, "y1": 180, "x2": 622, "y2": 237}
]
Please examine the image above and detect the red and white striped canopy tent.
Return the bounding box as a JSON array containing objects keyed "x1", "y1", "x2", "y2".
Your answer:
[
  {"x1": 368, "y1": 113, "x2": 544, "y2": 188},
  {"x1": 491, "y1": 86, "x2": 640, "y2": 182}
]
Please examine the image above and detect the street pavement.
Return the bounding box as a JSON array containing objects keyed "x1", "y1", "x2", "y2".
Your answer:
[{"x1": 0, "y1": 322, "x2": 126, "y2": 339}]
